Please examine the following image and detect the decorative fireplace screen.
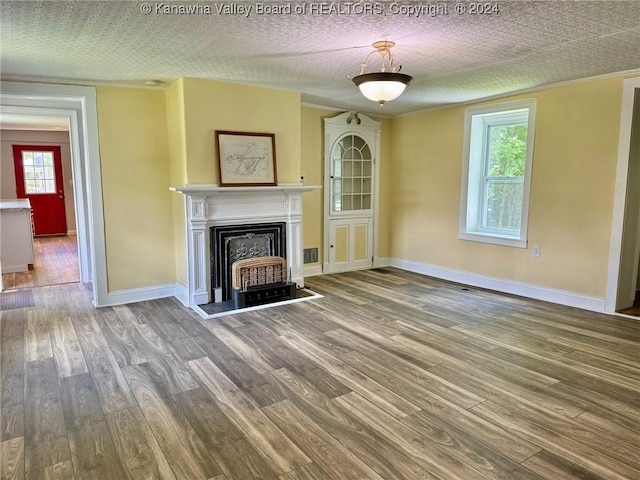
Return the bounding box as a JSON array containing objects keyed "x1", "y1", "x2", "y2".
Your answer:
[
  {"x1": 230, "y1": 255, "x2": 296, "y2": 308},
  {"x1": 211, "y1": 222, "x2": 286, "y2": 301},
  {"x1": 232, "y1": 256, "x2": 287, "y2": 291}
]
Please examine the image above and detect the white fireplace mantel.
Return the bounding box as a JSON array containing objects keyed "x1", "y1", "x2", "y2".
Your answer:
[
  {"x1": 171, "y1": 183, "x2": 320, "y2": 306},
  {"x1": 171, "y1": 185, "x2": 317, "y2": 195}
]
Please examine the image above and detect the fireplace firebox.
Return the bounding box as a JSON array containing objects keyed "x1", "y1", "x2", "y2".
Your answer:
[{"x1": 211, "y1": 222, "x2": 286, "y2": 301}]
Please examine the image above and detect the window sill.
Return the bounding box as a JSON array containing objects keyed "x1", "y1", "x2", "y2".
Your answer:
[{"x1": 458, "y1": 231, "x2": 527, "y2": 248}]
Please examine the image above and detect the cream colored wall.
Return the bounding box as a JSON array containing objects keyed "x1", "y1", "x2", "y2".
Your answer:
[
  {"x1": 377, "y1": 116, "x2": 392, "y2": 259},
  {"x1": 180, "y1": 78, "x2": 301, "y2": 184},
  {"x1": 96, "y1": 87, "x2": 175, "y2": 292},
  {"x1": 390, "y1": 77, "x2": 624, "y2": 298},
  {"x1": 300, "y1": 107, "x2": 331, "y2": 267},
  {"x1": 0, "y1": 129, "x2": 76, "y2": 233},
  {"x1": 299, "y1": 106, "x2": 392, "y2": 268},
  {"x1": 165, "y1": 79, "x2": 188, "y2": 286}
]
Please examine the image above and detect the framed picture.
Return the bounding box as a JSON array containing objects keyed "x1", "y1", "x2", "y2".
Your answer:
[{"x1": 215, "y1": 130, "x2": 277, "y2": 186}]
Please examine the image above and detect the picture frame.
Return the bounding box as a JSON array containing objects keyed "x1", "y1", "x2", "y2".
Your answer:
[{"x1": 215, "y1": 130, "x2": 277, "y2": 186}]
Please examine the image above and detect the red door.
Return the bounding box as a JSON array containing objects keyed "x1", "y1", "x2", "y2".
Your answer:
[{"x1": 13, "y1": 145, "x2": 67, "y2": 236}]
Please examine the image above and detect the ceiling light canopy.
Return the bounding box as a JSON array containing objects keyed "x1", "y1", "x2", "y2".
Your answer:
[{"x1": 351, "y1": 41, "x2": 413, "y2": 107}]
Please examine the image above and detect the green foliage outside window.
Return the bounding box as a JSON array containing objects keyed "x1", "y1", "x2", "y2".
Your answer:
[
  {"x1": 487, "y1": 124, "x2": 527, "y2": 177},
  {"x1": 484, "y1": 124, "x2": 528, "y2": 231}
]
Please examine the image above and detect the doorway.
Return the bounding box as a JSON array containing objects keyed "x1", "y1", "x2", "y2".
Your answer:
[
  {"x1": 0, "y1": 82, "x2": 106, "y2": 305},
  {"x1": 2, "y1": 135, "x2": 80, "y2": 290},
  {"x1": 618, "y1": 87, "x2": 640, "y2": 316},
  {"x1": 606, "y1": 77, "x2": 640, "y2": 314}
]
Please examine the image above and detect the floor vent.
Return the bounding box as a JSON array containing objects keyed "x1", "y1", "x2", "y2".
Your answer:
[{"x1": 1, "y1": 290, "x2": 35, "y2": 310}]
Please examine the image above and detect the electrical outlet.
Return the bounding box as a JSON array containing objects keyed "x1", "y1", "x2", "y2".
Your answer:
[{"x1": 532, "y1": 245, "x2": 541, "y2": 257}]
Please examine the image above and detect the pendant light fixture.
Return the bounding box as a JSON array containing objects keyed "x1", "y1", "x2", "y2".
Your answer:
[{"x1": 351, "y1": 41, "x2": 413, "y2": 107}]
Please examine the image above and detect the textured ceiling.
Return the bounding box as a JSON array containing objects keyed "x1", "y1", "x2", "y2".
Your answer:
[{"x1": 1, "y1": 0, "x2": 640, "y2": 116}]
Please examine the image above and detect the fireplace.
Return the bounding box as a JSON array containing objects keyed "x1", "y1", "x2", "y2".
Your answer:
[
  {"x1": 211, "y1": 222, "x2": 286, "y2": 301},
  {"x1": 170, "y1": 184, "x2": 319, "y2": 307}
]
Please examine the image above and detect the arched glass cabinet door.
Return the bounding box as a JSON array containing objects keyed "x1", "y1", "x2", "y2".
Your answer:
[{"x1": 331, "y1": 134, "x2": 373, "y2": 213}]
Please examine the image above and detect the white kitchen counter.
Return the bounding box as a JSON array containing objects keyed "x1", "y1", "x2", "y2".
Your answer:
[
  {"x1": 1, "y1": 198, "x2": 35, "y2": 273},
  {"x1": 0, "y1": 198, "x2": 33, "y2": 211}
]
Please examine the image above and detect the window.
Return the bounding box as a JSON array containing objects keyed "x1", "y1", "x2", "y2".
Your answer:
[
  {"x1": 21, "y1": 150, "x2": 57, "y2": 194},
  {"x1": 459, "y1": 99, "x2": 536, "y2": 248}
]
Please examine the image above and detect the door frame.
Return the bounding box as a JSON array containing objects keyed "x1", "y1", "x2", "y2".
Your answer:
[
  {"x1": 0, "y1": 82, "x2": 107, "y2": 306},
  {"x1": 323, "y1": 111, "x2": 381, "y2": 274},
  {"x1": 606, "y1": 76, "x2": 640, "y2": 313}
]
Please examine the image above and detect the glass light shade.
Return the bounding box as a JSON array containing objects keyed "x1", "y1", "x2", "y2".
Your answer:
[{"x1": 352, "y1": 72, "x2": 413, "y2": 104}]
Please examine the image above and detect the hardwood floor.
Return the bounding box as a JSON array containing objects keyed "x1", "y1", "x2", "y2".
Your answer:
[
  {"x1": 2, "y1": 236, "x2": 79, "y2": 291},
  {"x1": 1, "y1": 268, "x2": 639, "y2": 479}
]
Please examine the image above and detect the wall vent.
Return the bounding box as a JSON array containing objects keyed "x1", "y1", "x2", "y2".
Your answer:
[{"x1": 303, "y1": 248, "x2": 318, "y2": 264}]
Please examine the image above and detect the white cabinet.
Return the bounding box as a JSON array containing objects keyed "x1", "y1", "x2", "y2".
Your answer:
[
  {"x1": 324, "y1": 112, "x2": 380, "y2": 273},
  {"x1": 1, "y1": 199, "x2": 35, "y2": 273}
]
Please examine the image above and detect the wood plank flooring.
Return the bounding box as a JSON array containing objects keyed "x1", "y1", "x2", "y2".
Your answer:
[
  {"x1": 1, "y1": 236, "x2": 79, "y2": 291},
  {"x1": 1, "y1": 268, "x2": 639, "y2": 479}
]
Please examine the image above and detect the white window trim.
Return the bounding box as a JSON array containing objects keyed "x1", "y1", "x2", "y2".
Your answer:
[{"x1": 459, "y1": 99, "x2": 537, "y2": 248}]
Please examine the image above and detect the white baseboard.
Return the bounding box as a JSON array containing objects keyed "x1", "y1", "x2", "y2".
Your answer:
[
  {"x1": 67, "y1": 230, "x2": 77, "y2": 236},
  {"x1": 174, "y1": 282, "x2": 189, "y2": 306},
  {"x1": 374, "y1": 257, "x2": 391, "y2": 268},
  {"x1": 303, "y1": 265, "x2": 323, "y2": 277},
  {"x1": 303, "y1": 259, "x2": 389, "y2": 275},
  {"x1": 100, "y1": 284, "x2": 177, "y2": 307},
  {"x1": 390, "y1": 258, "x2": 606, "y2": 312}
]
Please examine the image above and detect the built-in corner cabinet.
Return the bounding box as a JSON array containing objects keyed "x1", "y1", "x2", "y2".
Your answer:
[
  {"x1": 0, "y1": 199, "x2": 35, "y2": 274},
  {"x1": 324, "y1": 112, "x2": 381, "y2": 274}
]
